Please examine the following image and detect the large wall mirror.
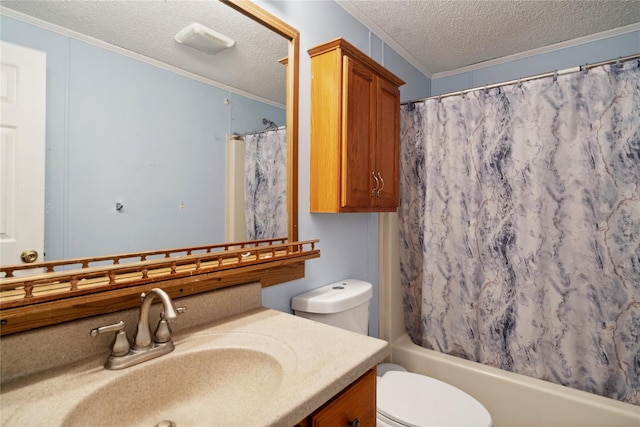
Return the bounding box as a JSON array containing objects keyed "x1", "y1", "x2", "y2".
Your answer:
[
  {"x1": 0, "y1": 1, "x2": 303, "y2": 334},
  {"x1": 0, "y1": 0, "x2": 298, "y2": 262}
]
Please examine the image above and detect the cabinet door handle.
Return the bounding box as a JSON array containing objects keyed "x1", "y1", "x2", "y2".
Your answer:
[
  {"x1": 371, "y1": 170, "x2": 380, "y2": 197},
  {"x1": 348, "y1": 418, "x2": 360, "y2": 427},
  {"x1": 376, "y1": 171, "x2": 385, "y2": 196}
]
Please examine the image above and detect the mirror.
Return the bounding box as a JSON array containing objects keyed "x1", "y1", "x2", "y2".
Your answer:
[
  {"x1": 0, "y1": 0, "x2": 302, "y2": 335},
  {"x1": 0, "y1": 0, "x2": 298, "y2": 263}
]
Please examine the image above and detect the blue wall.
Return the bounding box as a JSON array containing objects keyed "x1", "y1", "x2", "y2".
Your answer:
[
  {"x1": 432, "y1": 30, "x2": 640, "y2": 95},
  {"x1": 2, "y1": 4, "x2": 430, "y2": 338},
  {"x1": 4, "y1": 2, "x2": 634, "y2": 340},
  {"x1": 255, "y1": 1, "x2": 430, "y2": 337},
  {"x1": 1, "y1": 15, "x2": 286, "y2": 260},
  {"x1": 255, "y1": 2, "x2": 639, "y2": 337}
]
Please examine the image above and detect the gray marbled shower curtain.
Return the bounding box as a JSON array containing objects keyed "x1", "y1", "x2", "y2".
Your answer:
[
  {"x1": 399, "y1": 60, "x2": 640, "y2": 405},
  {"x1": 244, "y1": 127, "x2": 287, "y2": 240}
]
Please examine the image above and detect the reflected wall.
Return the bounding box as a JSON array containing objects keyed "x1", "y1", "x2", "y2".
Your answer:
[{"x1": 1, "y1": 15, "x2": 285, "y2": 260}]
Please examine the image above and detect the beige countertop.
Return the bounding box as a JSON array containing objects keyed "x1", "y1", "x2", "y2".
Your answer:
[{"x1": 1, "y1": 301, "x2": 389, "y2": 426}]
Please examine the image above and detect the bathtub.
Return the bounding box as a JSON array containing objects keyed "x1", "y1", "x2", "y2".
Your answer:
[
  {"x1": 378, "y1": 213, "x2": 640, "y2": 427},
  {"x1": 388, "y1": 333, "x2": 639, "y2": 426}
]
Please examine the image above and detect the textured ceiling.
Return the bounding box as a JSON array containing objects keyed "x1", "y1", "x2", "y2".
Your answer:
[
  {"x1": 339, "y1": 0, "x2": 640, "y2": 76},
  {"x1": 2, "y1": 1, "x2": 639, "y2": 104},
  {"x1": 0, "y1": 1, "x2": 289, "y2": 105}
]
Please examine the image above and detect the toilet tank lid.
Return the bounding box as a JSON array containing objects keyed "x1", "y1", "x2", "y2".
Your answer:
[{"x1": 291, "y1": 279, "x2": 373, "y2": 313}]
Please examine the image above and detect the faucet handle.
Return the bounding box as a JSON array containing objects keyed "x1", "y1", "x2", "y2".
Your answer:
[
  {"x1": 90, "y1": 321, "x2": 131, "y2": 357},
  {"x1": 154, "y1": 306, "x2": 186, "y2": 343},
  {"x1": 159, "y1": 306, "x2": 187, "y2": 320}
]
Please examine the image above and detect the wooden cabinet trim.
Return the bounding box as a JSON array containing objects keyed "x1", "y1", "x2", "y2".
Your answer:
[{"x1": 308, "y1": 38, "x2": 405, "y2": 87}]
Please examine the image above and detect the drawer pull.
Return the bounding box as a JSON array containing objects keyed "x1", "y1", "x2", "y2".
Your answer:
[{"x1": 349, "y1": 418, "x2": 360, "y2": 427}]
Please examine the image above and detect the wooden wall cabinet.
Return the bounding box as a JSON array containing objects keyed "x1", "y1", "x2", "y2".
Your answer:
[
  {"x1": 309, "y1": 38, "x2": 405, "y2": 213},
  {"x1": 296, "y1": 368, "x2": 376, "y2": 427}
]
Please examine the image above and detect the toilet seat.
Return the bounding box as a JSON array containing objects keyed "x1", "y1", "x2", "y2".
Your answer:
[{"x1": 377, "y1": 371, "x2": 492, "y2": 427}]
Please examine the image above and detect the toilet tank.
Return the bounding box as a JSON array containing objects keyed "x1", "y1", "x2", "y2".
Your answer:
[{"x1": 291, "y1": 279, "x2": 372, "y2": 335}]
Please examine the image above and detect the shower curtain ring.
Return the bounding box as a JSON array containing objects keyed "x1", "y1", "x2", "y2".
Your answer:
[
  {"x1": 615, "y1": 57, "x2": 622, "y2": 68},
  {"x1": 553, "y1": 70, "x2": 558, "y2": 81}
]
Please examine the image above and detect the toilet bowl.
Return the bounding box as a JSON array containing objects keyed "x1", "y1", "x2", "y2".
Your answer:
[
  {"x1": 292, "y1": 280, "x2": 492, "y2": 427},
  {"x1": 377, "y1": 370, "x2": 491, "y2": 427}
]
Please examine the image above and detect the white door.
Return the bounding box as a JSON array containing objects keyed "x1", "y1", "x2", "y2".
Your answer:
[{"x1": 0, "y1": 41, "x2": 46, "y2": 271}]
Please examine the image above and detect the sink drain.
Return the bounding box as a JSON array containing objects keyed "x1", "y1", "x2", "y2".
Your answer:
[{"x1": 154, "y1": 420, "x2": 176, "y2": 427}]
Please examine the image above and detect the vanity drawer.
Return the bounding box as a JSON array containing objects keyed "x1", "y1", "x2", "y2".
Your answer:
[{"x1": 304, "y1": 368, "x2": 376, "y2": 426}]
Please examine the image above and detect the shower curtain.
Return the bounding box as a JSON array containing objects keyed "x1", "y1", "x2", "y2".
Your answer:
[
  {"x1": 243, "y1": 127, "x2": 287, "y2": 240},
  {"x1": 399, "y1": 59, "x2": 640, "y2": 405}
]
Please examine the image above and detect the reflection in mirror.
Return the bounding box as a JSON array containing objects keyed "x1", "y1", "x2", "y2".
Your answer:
[
  {"x1": 226, "y1": 126, "x2": 287, "y2": 242},
  {"x1": 0, "y1": 0, "x2": 290, "y2": 263},
  {"x1": 0, "y1": 0, "x2": 303, "y2": 334}
]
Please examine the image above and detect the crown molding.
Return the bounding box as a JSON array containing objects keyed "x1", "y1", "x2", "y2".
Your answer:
[
  {"x1": 335, "y1": 1, "x2": 433, "y2": 78},
  {"x1": 0, "y1": 7, "x2": 286, "y2": 109},
  {"x1": 433, "y1": 22, "x2": 640, "y2": 80},
  {"x1": 335, "y1": 2, "x2": 640, "y2": 83}
]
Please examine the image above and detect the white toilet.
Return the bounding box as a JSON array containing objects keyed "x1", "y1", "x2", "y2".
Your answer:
[{"x1": 292, "y1": 279, "x2": 492, "y2": 427}]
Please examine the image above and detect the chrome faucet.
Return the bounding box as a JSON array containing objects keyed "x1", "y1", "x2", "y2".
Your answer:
[
  {"x1": 134, "y1": 288, "x2": 180, "y2": 349},
  {"x1": 91, "y1": 288, "x2": 186, "y2": 369}
]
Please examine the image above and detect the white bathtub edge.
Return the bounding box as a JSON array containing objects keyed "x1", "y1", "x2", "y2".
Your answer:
[{"x1": 388, "y1": 333, "x2": 640, "y2": 427}]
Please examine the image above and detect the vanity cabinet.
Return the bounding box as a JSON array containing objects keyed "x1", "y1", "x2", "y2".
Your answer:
[
  {"x1": 296, "y1": 368, "x2": 376, "y2": 426},
  {"x1": 309, "y1": 38, "x2": 405, "y2": 213}
]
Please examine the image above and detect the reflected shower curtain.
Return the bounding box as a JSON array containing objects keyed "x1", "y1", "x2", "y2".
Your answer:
[
  {"x1": 244, "y1": 127, "x2": 287, "y2": 240},
  {"x1": 399, "y1": 60, "x2": 640, "y2": 404}
]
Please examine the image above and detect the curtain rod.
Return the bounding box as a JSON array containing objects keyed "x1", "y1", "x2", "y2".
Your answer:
[
  {"x1": 401, "y1": 53, "x2": 640, "y2": 106},
  {"x1": 231, "y1": 125, "x2": 285, "y2": 138}
]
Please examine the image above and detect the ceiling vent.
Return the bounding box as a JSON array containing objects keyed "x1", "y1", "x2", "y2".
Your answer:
[{"x1": 174, "y1": 23, "x2": 235, "y2": 55}]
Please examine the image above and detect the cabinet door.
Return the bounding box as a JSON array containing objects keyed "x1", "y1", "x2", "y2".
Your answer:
[
  {"x1": 309, "y1": 369, "x2": 376, "y2": 426},
  {"x1": 375, "y1": 77, "x2": 400, "y2": 209},
  {"x1": 341, "y1": 56, "x2": 376, "y2": 209}
]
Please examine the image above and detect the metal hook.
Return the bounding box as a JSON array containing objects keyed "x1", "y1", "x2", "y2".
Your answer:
[
  {"x1": 115, "y1": 202, "x2": 124, "y2": 211},
  {"x1": 261, "y1": 118, "x2": 277, "y2": 129}
]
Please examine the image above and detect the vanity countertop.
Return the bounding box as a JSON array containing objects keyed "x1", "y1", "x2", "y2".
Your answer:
[{"x1": 0, "y1": 306, "x2": 389, "y2": 426}]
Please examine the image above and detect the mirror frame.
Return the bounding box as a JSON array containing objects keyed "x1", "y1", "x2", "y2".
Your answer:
[
  {"x1": 224, "y1": 0, "x2": 299, "y2": 243},
  {"x1": 0, "y1": 0, "x2": 305, "y2": 335}
]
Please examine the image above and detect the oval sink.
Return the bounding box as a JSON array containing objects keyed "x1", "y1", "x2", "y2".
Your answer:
[{"x1": 63, "y1": 347, "x2": 284, "y2": 426}]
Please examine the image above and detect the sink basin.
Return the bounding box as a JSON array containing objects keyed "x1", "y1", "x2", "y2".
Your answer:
[
  {"x1": 63, "y1": 346, "x2": 286, "y2": 426},
  {"x1": 1, "y1": 308, "x2": 388, "y2": 427}
]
